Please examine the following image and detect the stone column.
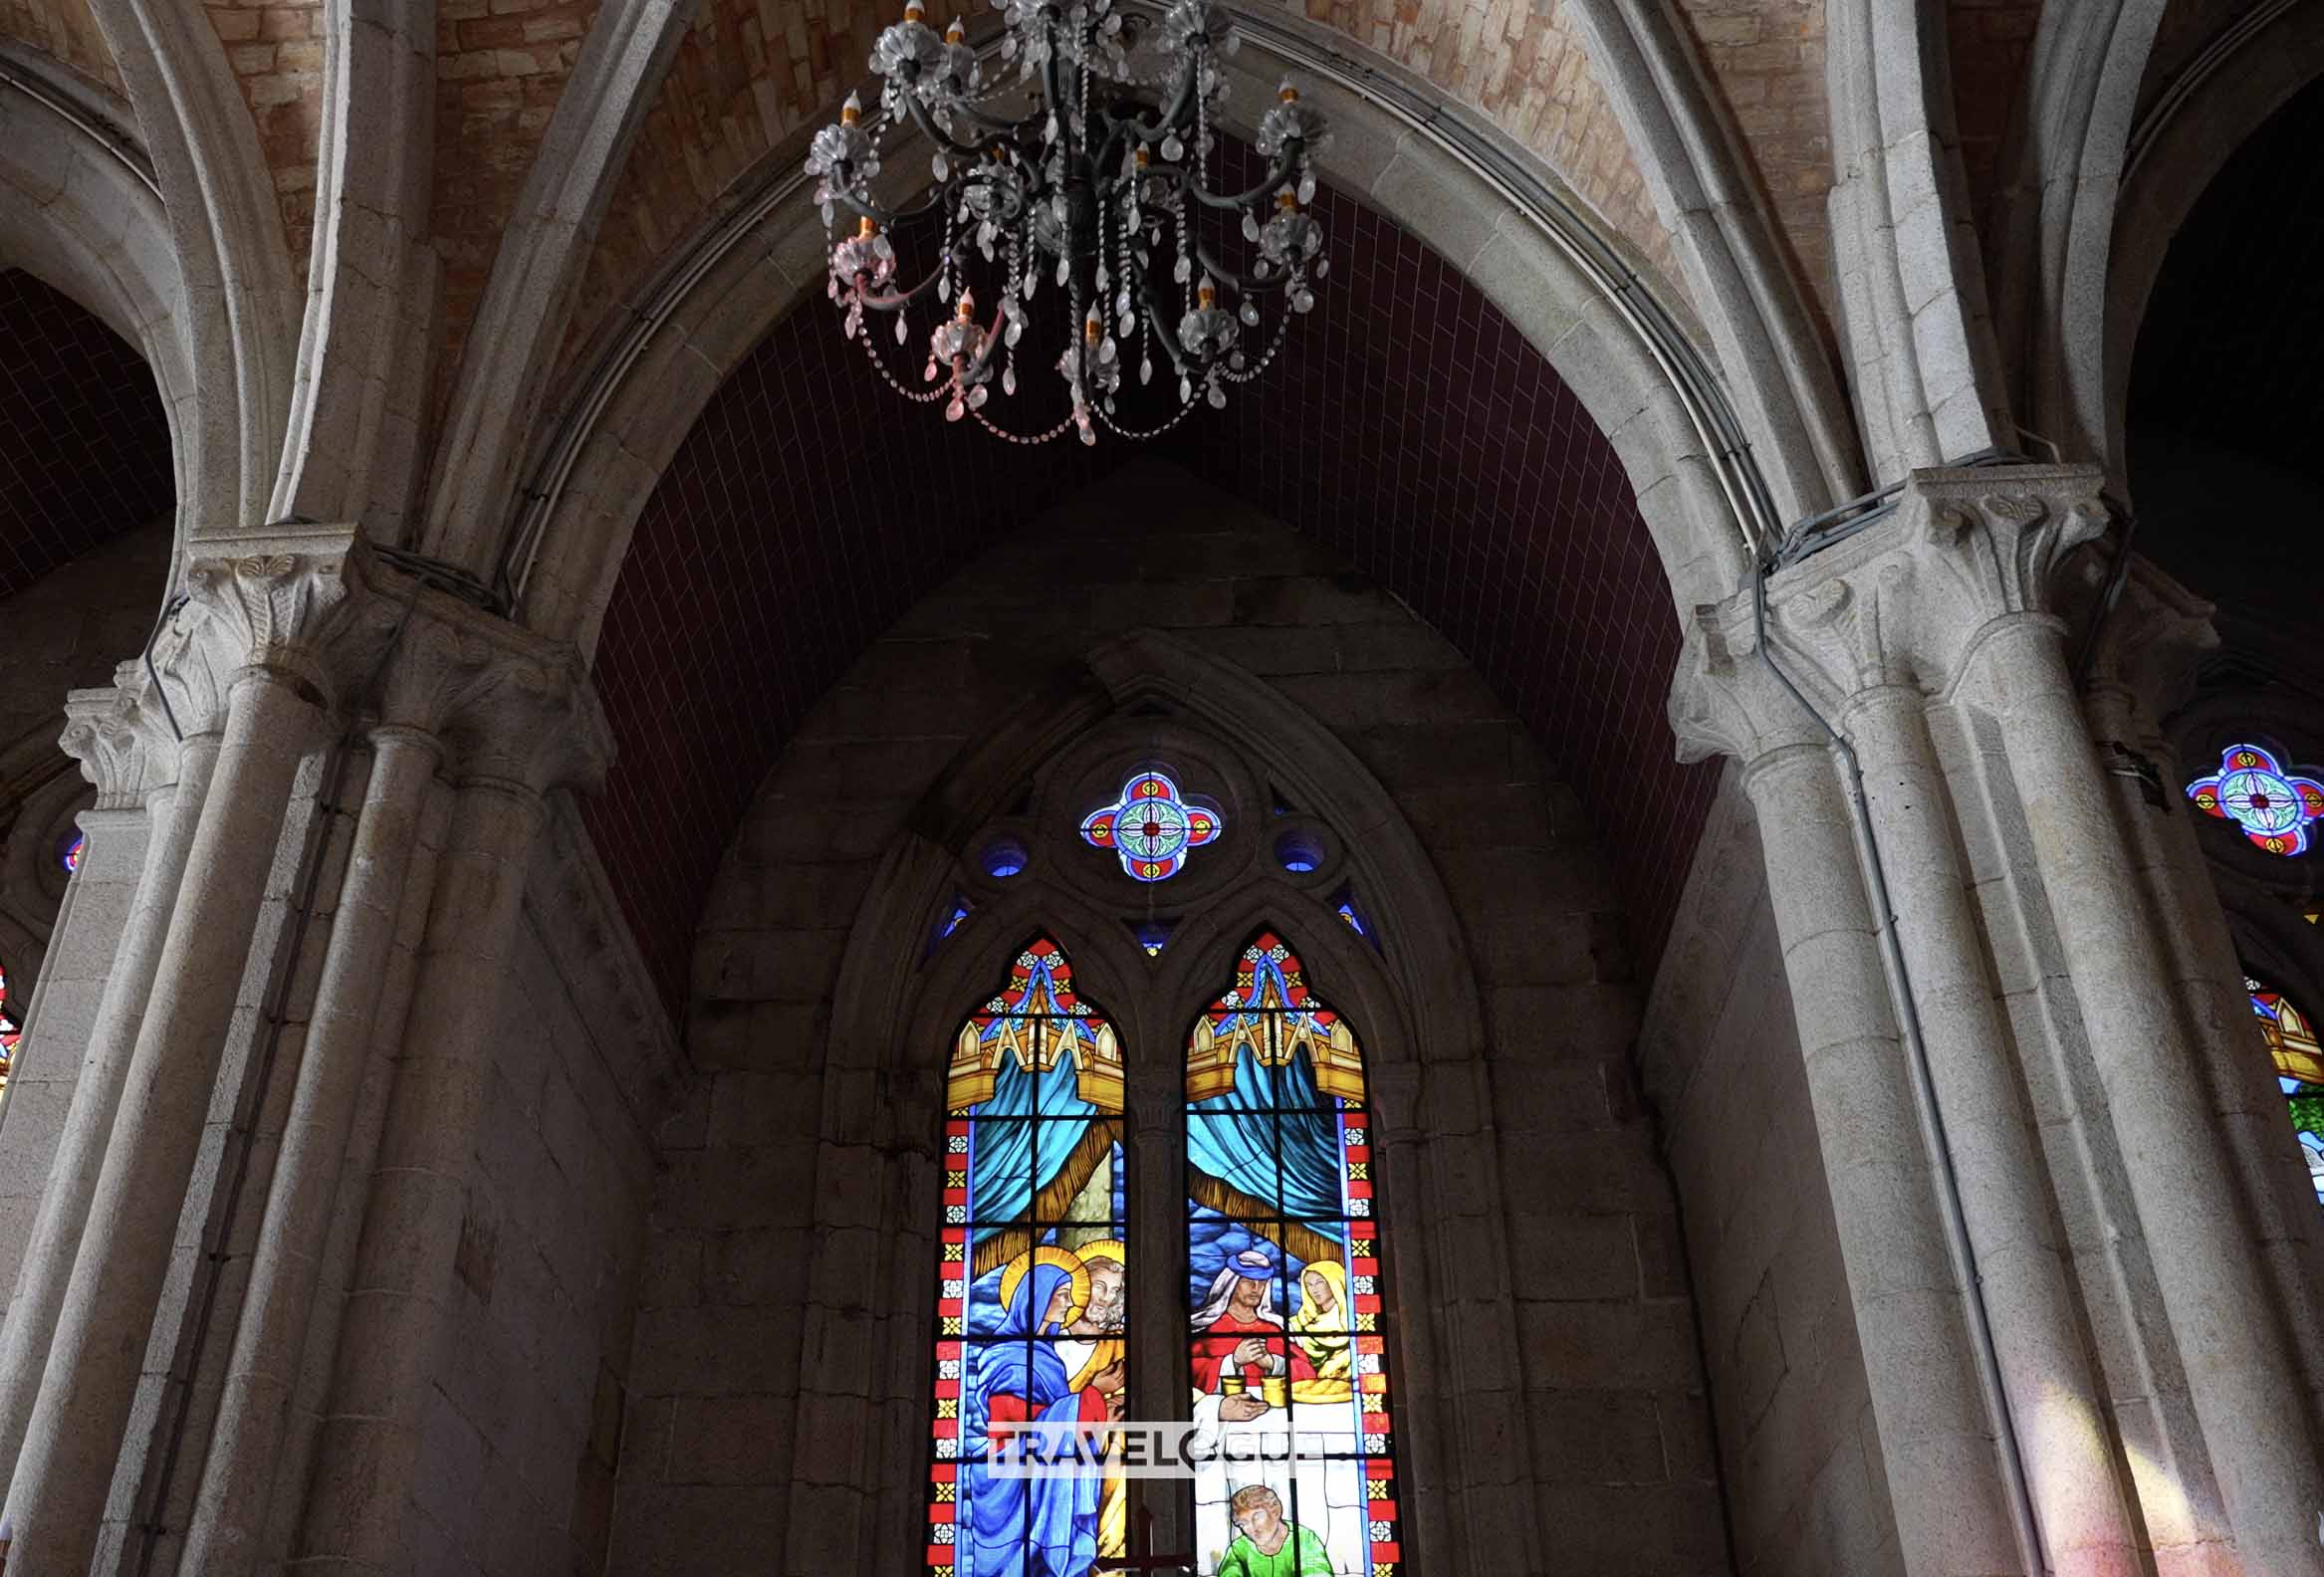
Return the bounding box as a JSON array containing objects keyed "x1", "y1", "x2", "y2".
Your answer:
[
  {"x1": 1960, "y1": 608, "x2": 2324, "y2": 1570},
  {"x1": 0, "y1": 545, "x2": 348, "y2": 1573},
  {"x1": 290, "y1": 649, "x2": 605, "y2": 1573},
  {"x1": 2078, "y1": 565, "x2": 2324, "y2": 1399},
  {"x1": 1843, "y1": 680, "x2": 2143, "y2": 1572},
  {"x1": 0, "y1": 688, "x2": 204, "y2": 1488},
  {"x1": 176, "y1": 724, "x2": 441, "y2": 1574},
  {"x1": 1739, "y1": 737, "x2": 2022, "y2": 1577}
]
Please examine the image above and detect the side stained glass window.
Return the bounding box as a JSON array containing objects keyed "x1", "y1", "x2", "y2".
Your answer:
[
  {"x1": 0, "y1": 959, "x2": 17, "y2": 1095},
  {"x1": 927, "y1": 938, "x2": 1128, "y2": 1577},
  {"x1": 1184, "y1": 934, "x2": 1398, "y2": 1577},
  {"x1": 2251, "y1": 973, "x2": 2324, "y2": 1202}
]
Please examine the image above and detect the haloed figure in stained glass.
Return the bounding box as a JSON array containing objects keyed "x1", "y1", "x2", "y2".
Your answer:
[
  {"x1": 1185, "y1": 935, "x2": 1399, "y2": 1577},
  {"x1": 927, "y1": 939, "x2": 1130, "y2": 1577}
]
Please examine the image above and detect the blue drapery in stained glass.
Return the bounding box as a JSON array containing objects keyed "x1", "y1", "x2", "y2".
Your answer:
[{"x1": 1186, "y1": 1043, "x2": 1342, "y2": 1220}]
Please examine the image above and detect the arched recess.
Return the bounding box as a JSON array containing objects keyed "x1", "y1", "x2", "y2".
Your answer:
[
  {"x1": 0, "y1": 53, "x2": 213, "y2": 568},
  {"x1": 499, "y1": 31, "x2": 1771, "y2": 659},
  {"x1": 781, "y1": 625, "x2": 1522, "y2": 1574},
  {"x1": 2003, "y1": 0, "x2": 2324, "y2": 491}
]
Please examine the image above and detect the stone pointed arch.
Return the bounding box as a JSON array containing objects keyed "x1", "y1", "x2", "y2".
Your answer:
[
  {"x1": 1825, "y1": 0, "x2": 2014, "y2": 479},
  {"x1": 1562, "y1": 0, "x2": 1864, "y2": 518},
  {"x1": 1995, "y1": 0, "x2": 2324, "y2": 493},
  {"x1": 496, "y1": 32, "x2": 1775, "y2": 662},
  {"x1": 0, "y1": 51, "x2": 217, "y2": 568},
  {"x1": 89, "y1": 0, "x2": 301, "y2": 538},
  {"x1": 418, "y1": 0, "x2": 700, "y2": 577},
  {"x1": 266, "y1": 0, "x2": 437, "y2": 535}
]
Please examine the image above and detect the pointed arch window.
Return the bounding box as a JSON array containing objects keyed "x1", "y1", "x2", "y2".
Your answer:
[
  {"x1": 1185, "y1": 933, "x2": 1399, "y2": 1577},
  {"x1": 2250, "y1": 973, "x2": 2324, "y2": 1203},
  {"x1": 922, "y1": 930, "x2": 1402, "y2": 1577},
  {"x1": 0, "y1": 958, "x2": 17, "y2": 1094},
  {"x1": 927, "y1": 937, "x2": 1129, "y2": 1577}
]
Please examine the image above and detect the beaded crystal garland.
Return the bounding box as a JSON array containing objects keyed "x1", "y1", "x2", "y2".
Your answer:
[
  {"x1": 2189, "y1": 743, "x2": 2324, "y2": 856},
  {"x1": 807, "y1": 0, "x2": 1329, "y2": 445}
]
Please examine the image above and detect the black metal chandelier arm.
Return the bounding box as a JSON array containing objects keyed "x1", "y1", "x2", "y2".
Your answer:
[
  {"x1": 1184, "y1": 148, "x2": 1298, "y2": 209},
  {"x1": 832, "y1": 184, "x2": 949, "y2": 228},
  {"x1": 854, "y1": 261, "x2": 955, "y2": 313},
  {"x1": 939, "y1": 95, "x2": 1044, "y2": 136},
  {"x1": 901, "y1": 92, "x2": 1006, "y2": 159},
  {"x1": 1095, "y1": 58, "x2": 1201, "y2": 163},
  {"x1": 1191, "y1": 242, "x2": 1281, "y2": 295}
]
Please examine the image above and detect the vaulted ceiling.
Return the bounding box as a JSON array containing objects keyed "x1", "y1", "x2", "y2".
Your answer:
[{"x1": 583, "y1": 163, "x2": 1717, "y2": 1013}]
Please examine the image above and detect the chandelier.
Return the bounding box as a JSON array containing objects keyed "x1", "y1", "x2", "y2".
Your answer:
[{"x1": 806, "y1": 0, "x2": 1330, "y2": 444}]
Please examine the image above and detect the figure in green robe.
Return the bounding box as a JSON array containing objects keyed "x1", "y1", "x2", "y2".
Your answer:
[{"x1": 1215, "y1": 1484, "x2": 1334, "y2": 1577}]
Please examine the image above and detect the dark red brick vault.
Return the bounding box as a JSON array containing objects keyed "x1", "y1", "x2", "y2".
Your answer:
[
  {"x1": 586, "y1": 166, "x2": 1720, "y2": 1013},
  {"x1": 0, "y1": 269, "x2": 175, "y2": 596}
]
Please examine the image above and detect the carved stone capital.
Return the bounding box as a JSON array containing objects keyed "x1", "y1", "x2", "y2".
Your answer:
[
  {"x1": 138, "y1": 528, "x2": 361, "y2": 734},
  {"x1": 1668, "y1": 603, "x2": 1836, "y2": 766},
  {"x1": 60, "y1": 685, "x2": 183, "y2": 808},
  {"x1": 323, "y1": 558, "x2": 611, "y2": 794},
  {"x1": 1901, "y1": 465, "x2": 2110, "y2": 685}
]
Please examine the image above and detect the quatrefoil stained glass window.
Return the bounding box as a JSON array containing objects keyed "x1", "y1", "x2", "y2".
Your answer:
[
  {"x1": 1079, "y1": 771, "x2": 1223, "y2": 882},
  {"x1": 2190, "y1": 744, "x2": 2324, "y2": 856}
]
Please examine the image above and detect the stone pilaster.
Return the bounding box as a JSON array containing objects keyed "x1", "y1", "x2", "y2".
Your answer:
[
  {"x1": 283, "y1": 596, "x2": 607, "y2": 1576},
  {"x1": 1669, "y1": 465, "x2": 2155, "y2": 1576},
  {"x1": 1927, "y1": 488, "x2": 2324, "y2": 1573},
  {"x1": 0, "y1": 533, "x2": 355, "y2": 1575}
]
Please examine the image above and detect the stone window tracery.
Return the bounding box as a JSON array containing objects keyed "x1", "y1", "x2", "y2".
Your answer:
[
  {"x1": 2189, "y1": 743, "x2": 2324, "y2": 856},
  {"x1": 0, "y1": 959, "x2": 20, "y2": 1096}
]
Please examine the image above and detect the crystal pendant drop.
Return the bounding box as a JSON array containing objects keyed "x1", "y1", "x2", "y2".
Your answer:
[
  {"x1": 1003, "y1": 364, "x2": 1018, "y2": 394},
  {"x1": 1173, "y1": 256, "x2": 1191, "y2": 284},
  {"x1": 1290, "y1": 287, "x2": 1314, "y2": 314},
  {"x1": 1139, "y1": 356, "x2": 1153, "y2": 384},
  {"x1": 895, "y1": 315, "x2": 910, "y2": 343},
  {"x1": 1160, "y1": 132, "x2": 1183, "y2": 160},
  {"x1": 1314, "y1": 257, "x2": 1329, "y2": 278},
  {"x1": 1239, "y1": 302, "x2": 1259, "y2": 326},
  {"x1": 932, "y1": 152, "x2": 950, "y2": 179},
  {"x1": 1206, "y1": 381, "x2": 1227, "y2": 409},
  {"x1": 1243, "y1": 212, "x2": 1261, "y2": 241},
  {"x1": 1178, "y1": 374, "x2": 1193, "y2": 401},
  {"x1": 1297, "y1": 173, "x2": 1316, "y2": 204},
  {"x1": 968, "y1": 383, "x2": 990, "y2": 408}
]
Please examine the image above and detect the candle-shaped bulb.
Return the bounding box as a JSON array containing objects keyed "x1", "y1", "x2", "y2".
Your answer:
[
  {"x1": 1084, "y1": 311, "x2": 1102, "y2": 343},
  {"x1": 904, "y1": 0, "x2": 926, "y2": 18},
  {"x1": 1197, "y1": 280, "x2": 1217, "y2": 309},
  {"x1": 957, "y1": 289, "x2": 977, "y2": 319},
  {"x1": 1278, "y1": 80, "x2": 1299, "y2": 103},
  {"x1": 1278, "y1": 188, "x2": 1298, "y2": 211},
  {"x1": 857, "y1": 215, "x2": 877, "y2": 238},
  {"x1": 1134, "y1": 144, "x2": 1151, "y2": 167},
  {"x1": 840, "y1": 92, "x2": 862, "y2": 124}
]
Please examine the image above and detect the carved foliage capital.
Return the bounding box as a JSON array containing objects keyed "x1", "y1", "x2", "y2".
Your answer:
[
  {"x1": 59, "y1": 685, "x2": 180, "y2": 808},
  {"x1": 1903, "y1": 467, "x2": 2110, "y2": 669},
  {"x1": 2070, "y1": 555, "x2": 2218, "y2": 734},
  {"x1": 147, "y1": 531, "x2": 360, "y2": 734}
]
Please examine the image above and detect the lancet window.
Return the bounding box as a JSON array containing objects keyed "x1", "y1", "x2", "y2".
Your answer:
[
  {"x1": 923, "y1": 930, "x2": 1401, "y2": 1577},
  {"x1": 2250, "y1": 973, "x2": 2324, "y2": 1202}
]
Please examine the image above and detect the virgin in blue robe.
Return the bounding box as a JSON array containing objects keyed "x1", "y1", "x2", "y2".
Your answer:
[{"x1": 962, "y1": 1261, "x2": 1104, "y2": 1577}]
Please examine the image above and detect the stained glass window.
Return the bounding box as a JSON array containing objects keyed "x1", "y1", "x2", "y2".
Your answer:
[
  {"x1": 2189, "y1": 744, "x2": 2324, "y2": 856},
  {"x1": 2251, "y1": 973, "x2": 2324, "y2": 1202},
  {"x1": 927, "y1": 938, "x2": 1128, "y2": 1576},
  {"x1": 0, "y1": 960, "x2": 19, "y2": 1096},
  {"x1": 1184, "y1": 935, "x2": 1398, "y2": 1577},
  {"x1": 1081, "y1": 770, "x2": 1224, "y2": 882},
  {"x1": 59, "y1": 832, "x2": 83, "y2": 874}
]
